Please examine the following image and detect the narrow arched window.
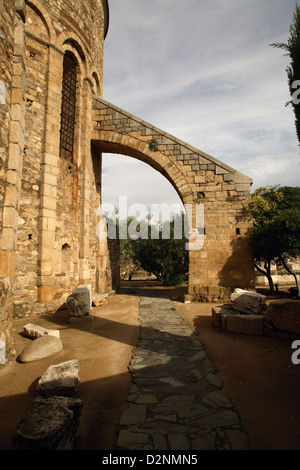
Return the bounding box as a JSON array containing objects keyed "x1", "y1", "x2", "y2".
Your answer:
[{"x1": 59, "y1": 52, "x2": 77, "y2": 162}]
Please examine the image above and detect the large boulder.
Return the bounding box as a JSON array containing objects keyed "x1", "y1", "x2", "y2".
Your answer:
[
  {"x1": 265, "y1": 300, "x2": 300, "y2": 335},
  {"x1": 37, "y1": 359, "x2": 80, "y2": 397},
  {"x1": 230, "y1": 288, "x2": 266, "y2": 314},
  {"x1": 18, "y1": 336, "x2": 63, "y2": 363},
  {"x1": 11, "y1": 396, "x2": 83, "y2": 450}
]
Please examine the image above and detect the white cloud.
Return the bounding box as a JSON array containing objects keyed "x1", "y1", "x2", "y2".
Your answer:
[
  {"x1": 102, "y1": 154, "x2": 183, "y2": 209},
  {"x1": 101, "y1": 0, "x2": 300, "y2": 206}
]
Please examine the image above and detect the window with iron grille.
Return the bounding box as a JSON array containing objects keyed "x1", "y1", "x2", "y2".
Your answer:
[{"x1": 59, "y1": 53, "x2": 77, "y2": 162}]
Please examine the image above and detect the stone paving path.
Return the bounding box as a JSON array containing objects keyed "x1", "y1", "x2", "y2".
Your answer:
[{"x1": 116, "y1": 294, "x2": 249, "y2": 450}]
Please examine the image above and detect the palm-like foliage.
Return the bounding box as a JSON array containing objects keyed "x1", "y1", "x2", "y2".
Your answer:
[{"x1": 270, "y1": 3, "x2": 300, "y2": 144}]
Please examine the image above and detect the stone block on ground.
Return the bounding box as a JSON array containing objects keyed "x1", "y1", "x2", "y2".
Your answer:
[
  {"x1": 230, "y1": 288, "x2": 266, "y2": 314},
  {"x1": 37, "y1": 359, "x2": 80, "y2": 397},
  {"x1": 66, "y1": 284, "x2": 92, "y2": 317},
  {"x1": 265, "y1": 300, "x2": 300, "y2": 335},
  {"x1": 212, "y1": 305, "x2": 265, "y2": 335},
  {"x1": 18, "y1": 335, "x2": 63, "y2": 363},
  {"x1": 212, "y1": 305, "x2": 237, "y2": 329},
  {"x1": 22, "y1": 323, "x2": 60, "y2": 339},
  {"x1": 11, "y1": 396, "x2": 83, "y2": 450},
  {"x1": 226, "y1": 313, "x2": 265, "y2": 336}
]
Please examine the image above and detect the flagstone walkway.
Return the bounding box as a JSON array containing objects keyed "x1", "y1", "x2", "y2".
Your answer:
[{"x1": 116, "y1": 295, "x2": 249, "y2": 450}]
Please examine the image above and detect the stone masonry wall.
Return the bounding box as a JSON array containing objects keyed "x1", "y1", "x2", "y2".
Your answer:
[
  {"x1": 0, "y1": 0, "x2": 109, "y2": 357},
  {"x1": 18, "y1": 0, "x2": 107, "y2": 314}
]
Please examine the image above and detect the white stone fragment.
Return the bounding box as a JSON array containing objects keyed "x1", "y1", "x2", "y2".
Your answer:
[
  {"x1": 22, "y1": 323, "x2": 60, "y2": 339},
  {"x1": 230, "y1": 288, "x2": 266, "y2": 314}
]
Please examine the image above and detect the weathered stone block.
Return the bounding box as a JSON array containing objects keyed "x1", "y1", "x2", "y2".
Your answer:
[
  {"x1": 230, "y1": 288, "x2": 266, "y2": 314},
  {"x1": 265, "y1": 300, "x2": 300, "y2": 335},
  {"x1": 212, "y1": 305, "x2": 236, "y2": 329},
  {"x1": 66, "y1": 284, "x2": 92, "y2": 317},
  {"x1": 37, "y1": 359, "x2": 80, "y2": 397},
  {"x1": 226, "y1": 313, "x2": 265, "y2": 336},
  {"x1": 212, "y1": 305, "x2": 265, "y2": 335},
  {"x1": 11, "y1": 396, "x2": 83, "y2": 450}
]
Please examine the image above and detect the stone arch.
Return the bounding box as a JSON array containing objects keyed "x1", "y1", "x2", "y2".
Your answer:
[
  {"x1": 92, "y1": 131, "x2": 194, "y2": 206},
  {"x1": 25, "y1": 0, "x2": 55, "y2": 44},
  {"x1": 91, "y1": 70, "x2": 102, "y2": 96},
  {"x1": 62, "y1": 38, "x2": 86, "y2": 65},
  {"x1": 91, "y1": 96, "x2": 256, "y2": 301},
  {"x1": 60, "y1": 37, "x2": 87, "y2": 74},
  {"x1": 57, "y1": 32, "x2": 89, "y2": 77}
]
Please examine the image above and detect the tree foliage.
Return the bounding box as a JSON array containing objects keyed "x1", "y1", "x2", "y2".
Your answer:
[
  {"x1": 249, "y1": 186, "x2": 300, "y2": 294},
  {"x1": 119, "y1": 214, "x2": 189, "y2": 286},
  {"x1": 270, "y1": 3, "x2": 300, "y2": 145}
]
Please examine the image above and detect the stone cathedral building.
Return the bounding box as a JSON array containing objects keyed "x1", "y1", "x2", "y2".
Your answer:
[{"x1": 0, "y1": 0, "x2": 255, "y2": 355}]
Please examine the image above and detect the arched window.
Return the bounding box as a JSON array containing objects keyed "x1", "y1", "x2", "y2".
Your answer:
[{"x1": 59, "y1": 51, "x2": 77, "y2": 162}]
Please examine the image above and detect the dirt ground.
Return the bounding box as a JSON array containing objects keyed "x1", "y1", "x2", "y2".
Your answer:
[{"x1": 1, "y1": 281, "x2": 300, "y2": 451}]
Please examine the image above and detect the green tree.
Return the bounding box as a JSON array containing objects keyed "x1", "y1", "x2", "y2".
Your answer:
[
  {"x1": 270, "y1": 3, "x2": 300, "y2": 145},
  {"x1": 124, "y1": 214, "x2": 189, "y2": 286},
  {"x1": 249, "y1": 186, "x2": 300, "y2": 295}
]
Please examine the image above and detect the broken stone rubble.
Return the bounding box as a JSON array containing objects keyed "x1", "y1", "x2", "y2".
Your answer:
[
  {"x1": 213, "y1": 288, "x2": 300, "y2": 336},
  {"x1": 11, "y1": 285, "x2": 93, "y2": 449},
  {"x1": 92, "y1": 293, "x2": 108, "y2": 307},
  {"x1": 12, "y1": 359, "x2": 82, "y2": 449},
  {"x1": 212, "y1": 288, "x2": 266, "y2": 336}
]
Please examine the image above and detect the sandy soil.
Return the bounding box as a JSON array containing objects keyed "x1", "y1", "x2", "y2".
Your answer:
[{"x1": 1, "y1": 281, "x2": 300, "y2": 450}]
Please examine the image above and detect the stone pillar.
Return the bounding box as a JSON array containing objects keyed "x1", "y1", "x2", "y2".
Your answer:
[
  {"x1": 0, "y1": 4, "x2": 26, "y2": 350},
  {"x1": 38, "y1": 45, "x2": 63, "y2": 303},
  {"x1": 1, "y1": 15, "x2": 26, "y2": 274},
  {"x1": 78, "y1": 78, "x2": 93, "y2": 285}
]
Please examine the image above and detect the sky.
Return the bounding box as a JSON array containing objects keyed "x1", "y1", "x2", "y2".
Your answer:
[{"x1": 101, "y1": 0, "x2": 300, "y2": 212}]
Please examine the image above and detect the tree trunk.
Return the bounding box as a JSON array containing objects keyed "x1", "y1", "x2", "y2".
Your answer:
[
  {"x1": 279, "y1": 257, "x2": 299, "y2": 297},
  {"x1": 255, "y1": 261, "x2": 274, "y2": 293}
]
